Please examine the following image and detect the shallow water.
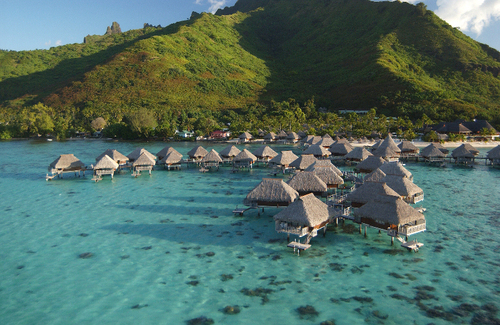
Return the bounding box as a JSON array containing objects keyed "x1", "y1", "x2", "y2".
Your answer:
[{"x1": 0, "y1": 140, "x2": 499, "y2": 325}]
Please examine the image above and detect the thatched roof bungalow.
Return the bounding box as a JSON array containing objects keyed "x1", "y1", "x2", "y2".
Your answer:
[
  {"x1": 264, "y1": 132, "x2": 277, "y2": 142},
  {"x1": 219, "y1": 145, "x2": 241, "y2": 160},
  {"x1": 353, "y1": 195, "x2": 426, "y2": 237},
  {"x1": 274, "y1": 193, "x2": 330, "y2": 238},
  {"x1": 305, "y1": 165, "x2": 344, "y2": 188},
  {"x1": 420, "y1": 144, "x2": 446, "y2": 163},
  {"x1": 244, "y1": 178, "x2": 299, "y2": 207},
  {"x1": 94, "y1": 155, "x2": 119, "y2": 178},
  {"x1": 287, "y1": 171, "x2": 328, "y2": 195},
  {"x1": 345, "y1": 181, "x2": 399, "y2": 207},
  {"x1": 269, "y1": 151, "x2": 299, "y2": 168},
  {"x1": 345, "y1": 147, "x2": 373, "y2": 162},
  {"x1": 286, "y1": 132, "x2": 300, "y2": 143},
  {"x1": 201, "y1": 149, "x2": 223, "y2": 169},
  {"x1": 96, "y1": 149, "x2": 129, "y2": 165},
  {"x1": 233, "y1": 149, "x2": 258, "y2": 169},
  {"x1": 252, "y1": 145, "x2": 278, "y2": 162},
  {"x1": 451, "y1": 144, "x2": 476, "y2": 165},
  {"x1": 156, "y1": 146, "x2": 181, "y2": 161},
  {"x1": 303, "y1": 144, "x2": 331, "y2": 159},
  {"x1": 382, "y1": 174, "x2": 424, "y2": 204},
  {"x1": 307, "y1": 160, "x2": 342, "y2": 176},
  {"x1": 159, "y1": 151, "x2": 183, "y2": 167},
  {"x1": 398, "y1": 141, "x2": 419, "y2": 157},
  {"x1": 48, "y1": 154, "x2": 86, "y2": 175},
  {"x1": 329, "y1": 142, "x2": 353, "y2": 156},
  {"x1": 486, "y1": 145, "x2": 500, "y2": 166},
  {"x1": 379, "y1": 161, "x2": 413, "y2": 181},
  {"x1": 305, "y1": 135, "x2": 322, "y2": 146},
  {"x1": 127, "y1": 148, "x2": 156, "y2": 163},
  {"x1": 316, "y1": 137, "x2": 335, "y2": 148},
  {"x1": 132, "y1": 153, "x2": 156, "y2": 174},
  {"x1": 364, "y1": 168, "x2": 386, "y2": 183},
  {"x1": 239, "y1": 131, "x2": 253, "y2": 142},
  {"x1": 187, "y1": 145, "x2": 209, "y2": 161},
  {"x1": 277, "y1": 130, "x2": 288, "y2": 139},
  {"x1": 355, "y1": 156, "x2": 385, "y2": 173},
  {"x1": 289, "y1": 154, "x2": 317, "y2": 170}
]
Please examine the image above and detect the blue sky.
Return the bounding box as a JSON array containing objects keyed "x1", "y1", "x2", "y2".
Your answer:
[{"x1": 0, "y1": 0, "x2": 499, "y2": 52}]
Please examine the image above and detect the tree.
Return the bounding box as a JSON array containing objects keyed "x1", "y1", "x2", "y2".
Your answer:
[
  {"x1": 90, "y1": 117, "x2": 106, "y2": 131},
  {"x1": 18, "y1": 103, "x2": 54, "y2": 137},
  {"x1": 126, "y1": 108, "x2": 157, "y2": 138}
]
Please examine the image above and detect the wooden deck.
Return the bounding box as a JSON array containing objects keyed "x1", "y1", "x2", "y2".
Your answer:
[{"x1": 287, "y1": 241, "x2": 311, "y2": 256}]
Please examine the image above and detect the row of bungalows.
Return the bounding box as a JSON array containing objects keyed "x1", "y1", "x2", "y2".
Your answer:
[{"x1": 263, "y1": 131, "x2": 301, "y2": 143}]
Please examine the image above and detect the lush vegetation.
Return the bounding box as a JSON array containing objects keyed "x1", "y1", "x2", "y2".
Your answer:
[{"x1": 1, "y1": 0, "x2": 500, "y2": 139}]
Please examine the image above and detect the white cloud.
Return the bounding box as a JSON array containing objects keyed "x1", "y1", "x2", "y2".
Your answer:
[
  {"x1": 396, "y1": 0, "x2": 500, "y2": 35},
  {"x1": 195, "y1": 0, "x2": 229, "y2": 14},
  {"x1": 45, "y1": 40, "x2": 52, "y2": 46},
  {"x1": 55, "y1": 40, "x2": 62, "y2": 46},
  {"x1": 435, "y1": 0, "x2": 500, "y2": 35}
]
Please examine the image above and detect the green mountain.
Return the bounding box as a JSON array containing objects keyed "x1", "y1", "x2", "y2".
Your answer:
[{"x1": 1, "y1": 0, "x2": 500, "y2": 137}]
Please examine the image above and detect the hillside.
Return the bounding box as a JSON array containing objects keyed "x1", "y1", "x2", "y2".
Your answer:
[{"x1": 1, "y1": 0, "x2": 500, "y2": 138}]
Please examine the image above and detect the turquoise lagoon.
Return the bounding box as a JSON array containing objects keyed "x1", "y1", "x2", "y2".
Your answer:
[{"x1": 0, "y1": 140, "x2": 499, "y2": 325}]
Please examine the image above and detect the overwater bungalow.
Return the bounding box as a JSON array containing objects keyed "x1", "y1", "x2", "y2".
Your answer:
[
  {"x1": 376, "y1": 134, "x2": 401, "y2": 154},
  {"x1": 233, "y1": 149, "x2": 258, "y2": 169},
  {"x1": 93, "y1": 155, "x2": 119, "y2": 181},
  {"x1": 187, "y1": 145, "x2": 209, "y2": 162},
  {"x1": 431, "y1": 142, "x2": 449, "y2": 154},
  {"x1": 201, "y1": 149, "x2": 223, "y2": 170},
  {"x1": 303, "y1": 144, "x2": 331, "y2": 159},
  {"x1": 277, "y1": 130, "x2": 288, "y2": 139},
  {"x1": 345, "y1": 147, "x2": 373, "y2": 162},
  {"x1": 305, "y1": 165, "x2": 344, "y2": 189},
  {"x1": 382, "y1": 174, "x2": 424, "y2": 204},
  {"x1": 289, "y1": 154, "x2": 317, "y2": 171},
  {"x1": 244, "y1": 178, "x2": 299, "y2": 207},
  {"x1": 127, "y1": 148, "x2": 156, "y2": 163},
  {"x1": 274, "y1": 193, "x2": 330, "y2": 243},
  {"x1": 219, "y1": 145, "x2": 241, "y2": 162},
  {"x1": 451, "y1": 144, "x2": 476, "y2": 165},
  {"x1": 252, "y1": 145, "x2": 278, "y2": 163},
  {"x1": 264, "y1": 132, "x2": 277, "y2": 142},
  {"x1": 239, "y1": 131, "x2": 253, "y2": 142},
  {"x1": 364, "y1": 168, "x2": 386, "y2": 183},
  {"x1": 460, "y1": 143, "x2": 480, "y2": 156},
  {"x1": 398, "y1": 141, "x2": 419, "y2": 158},
  {"x1": 420, "y1": 144, "x2": 446, "y2": 164},
  {"x1": 132, "y1": 153, "x2": 156, "y2": 175},
  {"x1": 156, "y1": 146, "x2": 181, "y2": 161},
  {"x1": 159, "y1": 151, "x2": 183, "y2": 170},
  {"x1": 301, "y1": 135, "x2": 315, "y2": 145},
  {"x1": 47, "y1": 154, "x2": 86, "y2": 179},
  {"x1": 373, "y1": 135, "x2": 401, "y2": 160},
  {"x1": 329, "y1": 141, "x2": 353, "y2": 156},
  {"x1": 316, "y1": 137, "x2": 335, "y2": 148},
  {"x1": 379, "y1": 161, "x2": 413, "y2": 181},
  {"x1": 287, "y1": 171, "x2": 328, "y2": 195},
  {"x1": 355, "y1": 156, "x2": 385, "y2": 173},
  {"x1": 269, "y1": 151, "x2": 299, "y2": 173},
  {"x1": 346, "y1": 181, "x2": 400, "y2": 207},
  {"x1": 286, "y1": 132, "x2": 300, "y2": 143},
  {"x1": 353, "y1": 195, "x2": 426, "y2": 243},
  {"x1": 486, "y1": 145, "x2": 500, "y2": 167},
  {"x1": 307, "y1": 160, "x2": 343, "y2": 176},
  {"x1": 96, "y1": 149, "x2": 129, "y2": 165}
]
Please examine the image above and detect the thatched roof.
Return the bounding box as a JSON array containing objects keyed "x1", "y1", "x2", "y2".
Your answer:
[
  {"x1": 306, "y1": 160, "x2": 342, "y2": 176},
  {"x1": 160, "y1": 151, "x2": 183, "y2": 165},
  {"x1": 273, "y1": 193, "x2": 330, "y2": 227},
  {"x1": 316, "y1": 137, "x2": 335, "y2": 147},
  {"x1": 487, "y1": 145, "x2": 500, "y2": 159},
  {"x1": 239, "y1": 131, "x2": 253, "y2": 140},
  {"x1": 461, "y1": 143, "x2": 479, "y2": 155},
  {"x1": 234, "y1": 149, "x2": 258, "y2": 162},
  {"x1": 329, "y1": 142, "x2": 353, "y2": 156},
  {"x1": 323, "y1": 133, "x2": 333, "y2": 139},
  {"x1": 96, "y1": 149, "x2": 129, "y2": 163},
  {"x1": 431, "y1": 142, "x2": 449, "y2": 154},
  {"x1": 94, "y1": 155, "x2": 119, "y2": 170},
  {"x1": 244, "y1": 178, "x2": 300, "y2": 206},
  {"x1": 277, "y1": 130, "x2": 288, "y2": 138},
  {"x1": 219, "y1": 145, "x2": 241, "y2": 158},
  {"x1": 252, "y1": 145, "x2": 278, "y2": 159},
  {"x1": 302, "y1": 135, "x2": 315, "y2": 143},
  {"x1": 379, "y1": 162, "x2": 412, "y2": 179},
  {"x1": 398, "y1": 141, "x2": 419, "y2": 153},
  {"x1": 371, "y1": 140, "x2": 383, "y2": 151},
  {"x1": 303, "y1": 144, "x2": 331, "y2": 157},
  {"x1": 187, "y1": 145, "x2": 209, "y2": 159},
  {"x1": 127, "y1": 148, "x2": 156, "y2": 162},
  {"x1": 355, "y1": 156, "x2": 385, "y2": 173},
  {"x1": 346, "y1": 181, "x2": 400, "y2": 205},
  {"x1": 373, "y1": 146, "x2": 400, "y2": 159},
  {"x1": 287, "y1": 131, "x2": 300, "y2": 140},
  {"x1": 364, "y1": 168, "x2": 386, "y2": 183},
  {"x1": 264, "y1": 132, "x2": 277, "y2": 140},
  {"x1": 49, "y1": 154, "x2": 85, "y2": 171},
  {"x1": 451, "y1": 144, "x2": 475, "y2": 158},
  {"x1": 420, "y1": 144, "x2": 446, "y2": 159},
  {"x1": 287, "y1": 171, "x2": 328, "y2": 194},
  {"x1": 269, "y1": 151, "x2": 299, "y2": 166},
  {"x1": 306, "y1": 135, "x2": 322, "y2": 145},
  {"x1": 306, "y1": 166, "x2": 344, "y2": 186},
  {"x1": 132, "y1": 153, "x2": 156, "y2": 166},
  {"x1": 202, "y1": 149, "x2": 223, "y2": 163},
  {"x1": 156, "y1": 146, "x2": 181, "y2": 160},
  {"x1": 354, "y1": 195, "x2": 425, "y2": 226},
  {"x1": 382, "y1": 175, "x2": 423, "y2": 197},
  {"x1": 289, "y1": 154, "x2": 317, "y2": 170},
  {"x1": 345, "y1": 147, "x2": 373, "y2": 161},
  {"x1": 378, "y1": 134, "x2": 401, "y2": 152}
]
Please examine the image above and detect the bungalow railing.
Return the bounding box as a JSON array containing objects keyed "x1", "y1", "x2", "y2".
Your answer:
[
  {"x1": 411, "y1": 193, "x2": 425, "y2": 204},
  {"x1": 398, "y1": 222, "x2": 426, "y2": 236},
  {"x1": 95, "y1": 169, "x2": 115, "y2": 176},
  {"x1": 276, "y1": 222, "x2": 309, "y2": 237}
]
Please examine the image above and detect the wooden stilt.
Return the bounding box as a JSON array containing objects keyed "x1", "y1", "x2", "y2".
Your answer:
[
  {"x1": 359, "y1": 224, "x2": 362, "y2": 234},
  {"x1": 364, "y1": 225, "x2": 367, "y2": 238},
  {"x1": 391, "y1": 236, "x2": 394, "y2": 245}
]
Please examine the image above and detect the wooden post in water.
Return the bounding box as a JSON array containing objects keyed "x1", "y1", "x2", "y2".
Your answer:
[
  {"x1": 364, "y1": 225, "x2": 367, "y2": 238},
  {"x1": 391, "y1": 236, "x2": 394, "y2": 246},
  {"x1": 359, "y1": 224, "x2": 362, "y2": 234}
]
